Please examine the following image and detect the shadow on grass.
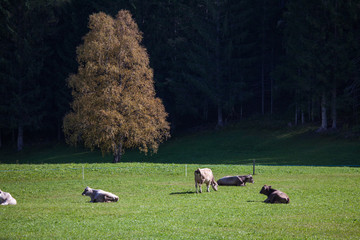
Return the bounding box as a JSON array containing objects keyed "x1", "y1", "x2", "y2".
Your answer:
[
  {"x1": 170, "y1": 191, "x2": 196, "y2": 195},
  {"x1": 246, "y1": 200, "x2": 263, "y2": 203}
]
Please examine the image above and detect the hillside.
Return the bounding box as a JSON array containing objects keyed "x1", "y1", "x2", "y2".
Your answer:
[{"x1": 1, "y1": 124, "x2": 359, "y2": 166}]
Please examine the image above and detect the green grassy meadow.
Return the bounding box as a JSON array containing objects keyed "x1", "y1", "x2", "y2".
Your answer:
[
  {"x1": 1, "y1": 125, "x2": 360, "y2": 239},
  {"x1": 1, "y1": 125, "x2": 360, "y2": 166}
]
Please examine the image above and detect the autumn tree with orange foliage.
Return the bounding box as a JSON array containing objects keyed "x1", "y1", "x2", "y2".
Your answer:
[{"x1": 63, "y1": 10, "x2": 170, "y2": 163}]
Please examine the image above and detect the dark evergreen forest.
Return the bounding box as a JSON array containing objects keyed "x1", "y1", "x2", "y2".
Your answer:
[{"x1": 1, "y1": 0, "x2": 360, "y2": 151}]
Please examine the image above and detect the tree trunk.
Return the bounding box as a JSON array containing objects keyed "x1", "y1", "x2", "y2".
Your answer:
[
  {"x1": 240, "y1": 104, "x2": 243, "y2": 119},
  {"x1": 318, "y1": 91, "x2": 327, "y2": 131},
  {"x1": 261, "y1": 61, "x2": 265, "y2": 115},
  {"x1": 308, "y1": 98, "x2": 311, "y2": 122},
  {"x1": 270, "y1": 47, "x2": 274, "y2": 115},
  {"x1": 57, "y1": 120, "x2": 62, "y2": 142},
  {"x1": 113, "y1": 143, "x2": 122, "y2": 163},
  {"x1": 332, "y1": 0, "x2": 338, "y2": 130},
  {"x1": 270, "y1": 71, "x2": 273, "y2": 115},
  {"x1": 301, "y1": 109, "x2": 304, "y2": 125},
  {"x1": 294, "y1": 104, "x2": 298, "y2": 126},
  {"x1": 17, "y1": 124, "x2": 24, "y2": 151},
  {"x1": 353, "y1": 85, "x2": 359, "y2": 125},
  {"x1": 203, "y1": 100, "x2": 208, "y2": 121},
  {"x1": 217, "y1": 103, "x2": 224, "y2": 128},
  {"x1": 331, "y1": 81, "x2": 337, "y2": 129},
  {"x1": 12, "y1": 129, "x2": 16, "y2": 145},
  {"x1": 311, "y1": 96, "x2": 315, "y2": 122},
  {"x1": 215, "y1": 1, "x2": 223, "y2": 128},
  {"x1": 261, "y1": 0, "x2": 266, "y2": 115}
]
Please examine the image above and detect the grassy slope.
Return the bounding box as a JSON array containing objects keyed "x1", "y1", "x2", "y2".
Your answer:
[
  {"x1": 1, "y1": 124, "x2": 359, "y2": 166},
  {"x1": 0, "y1": 163, "x2": 359, "y2": 239},
  {"x1": 140, "y1": 125, "x2": 360, "y2": 166}
]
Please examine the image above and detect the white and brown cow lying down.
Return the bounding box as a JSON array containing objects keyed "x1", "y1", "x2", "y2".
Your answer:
[
  {"x1": 194, "y1": 168, "x2": 218, "y2": 193},
  {"x1": 217, "y1": 175, "x2": 254, "y2": 186},
  {"x1": 260, "y1": 185, "x2": 290, "y2": 204},
  {"x1": 0, "y1": 189, "x2": 17, "y2": 205},
  {"x1": 82, "y1": 186, "x2": 119, "y2": 203}
]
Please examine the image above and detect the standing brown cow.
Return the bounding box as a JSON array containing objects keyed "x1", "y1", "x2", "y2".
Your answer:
[{"x1": 194, "y1": 168, "x2": 218, "y2": 193}]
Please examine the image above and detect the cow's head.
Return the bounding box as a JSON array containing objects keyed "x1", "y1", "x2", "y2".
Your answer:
[
  {"x1": 245, "y1": 175, "x2": 254, "y2": 184},
  {"x1": 0, "y1": 190, "x2": 5, "y2": 201},
  {"x1": 82, "y1": 186, "x2": 93, "y2": 196},
  {"x1": 211, "y1": 181, "x2": 218, "y2": 191},
  {"x1": 260, "y1": 185, "x2": 271, "y2": 195}
]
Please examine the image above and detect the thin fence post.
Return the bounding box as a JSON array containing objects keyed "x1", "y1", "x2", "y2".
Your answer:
[
  {"x1": 253, "y1": 159, "x2": 255, "y2": 175},
  {"x1": 185, "y1": 164, "x2": 187, "y2": 177},
  {"x1": 82, "y1": 166, "x2": 85, "y2": 180}
]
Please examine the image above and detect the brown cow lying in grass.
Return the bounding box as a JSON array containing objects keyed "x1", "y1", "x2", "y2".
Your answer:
[
  {"x1": 82, "y1": 186, "x2": 119, "y2": 203},
  {"x1": 260, "y1": 185, "x2": 290, "y2": 204},
  {"x1": 217, "y1": 175, "x2": 254, "y2": 186},
  {"x1": 0, "y1": 189, "x2": 17, "y2": 205},
  {"x1": 194, "y1": 168, "x2": 218, "y2": 193}
]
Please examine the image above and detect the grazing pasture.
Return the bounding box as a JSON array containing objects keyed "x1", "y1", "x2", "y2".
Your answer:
[
  {"x1": 1, "y1": 126, "x2": 359, "y2": 238},
  {"x1": 0, "y1": 163, "x2": 359, "y2": 239}
]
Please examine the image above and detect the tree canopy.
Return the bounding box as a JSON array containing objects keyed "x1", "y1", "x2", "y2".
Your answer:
[
  {"x1": 1, "y1": 0, "x2": 360, "y2": 151},
  {"x1": 63, "y1": 10, "x2": 170, "y2": 162}
]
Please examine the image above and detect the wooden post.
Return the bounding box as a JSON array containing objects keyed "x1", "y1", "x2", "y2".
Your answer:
[{"x1": 253, "y1": 159, "x2": 255, "y2": 175}]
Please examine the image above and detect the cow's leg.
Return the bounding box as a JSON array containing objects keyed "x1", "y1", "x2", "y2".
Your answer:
[
  {"x1": 104, "y1": 195, "x2": 111, "y2": 202},
  {"x1": 237, "y1": 178, "x2": 245, "y2": 186},
  {"x1": 271, "y1": 194, "x2": 280, "y2": 203},
  {"x1": 206, "y1": 183, "x2": 210, "y2": 192},
  {"x1": 276, "y1": 197, "x2": 287, "y2": 204},
  {"x1": 196, "y1": 182, "x2": 203, "y2": 193},
  {"x1": 104, "y1": 194, "x2": 117, "y2": 202},
  {"x1": 268, "y1": 194, "x2": 276, "y2": 203}
]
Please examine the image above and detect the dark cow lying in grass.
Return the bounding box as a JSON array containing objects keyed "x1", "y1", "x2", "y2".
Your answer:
[
  {"x1": 260, "y1": 185, "x2": 290, "y2": 204},
  {"x1": 82, "y1": 186, "x2": 119, "y2": 203},
  {"x1": 217, "y1": 175, "x2": 254, "y2": 186}
]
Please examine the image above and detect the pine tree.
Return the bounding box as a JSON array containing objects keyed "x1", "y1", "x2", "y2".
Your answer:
[
  {"x1": 63, "y1": 10, "x2": 170, "y2": 163},
  {"x1": 0, "y1": 0, "x2": 55, "y2": 150},
  {"x1": 282, "y1": 0, "x2": 360, "y2": 130},
  {"x1": 182, "y1": 0, "x2": 228, "y2": 127}
]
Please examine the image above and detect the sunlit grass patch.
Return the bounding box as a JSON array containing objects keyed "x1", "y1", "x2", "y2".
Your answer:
[{"x1": 0, "y1": 163, "x2": 359, "y2": 239}]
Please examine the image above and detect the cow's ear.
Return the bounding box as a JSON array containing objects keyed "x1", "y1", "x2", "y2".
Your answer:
[{"x1": 268, "y1": 186, "x2": 272, "y2": 189}]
